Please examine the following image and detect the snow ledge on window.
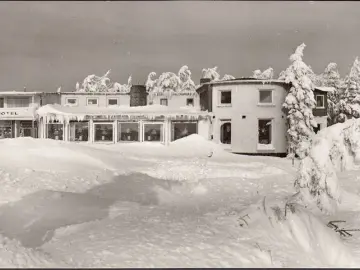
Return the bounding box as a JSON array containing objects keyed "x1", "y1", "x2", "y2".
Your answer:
[
  {"x1": 257, "y1": 103, "x2": 276, "y2": 107},
  {"x1": 257, "y1": 143, "x2": 275, "y2": 151}
]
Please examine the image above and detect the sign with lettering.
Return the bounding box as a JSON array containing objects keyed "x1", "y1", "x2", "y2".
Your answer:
[
  {"x1": 0, "y1": 109, "x2": 35, "y2": 119},
  {"x1": 85, "y1": 114, "x2": 165, "y2": 121}
]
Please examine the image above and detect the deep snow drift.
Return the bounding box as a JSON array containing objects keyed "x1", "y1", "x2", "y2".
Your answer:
[{"x1": 0, "y1": 134, "x2": 359, "y2": 267}]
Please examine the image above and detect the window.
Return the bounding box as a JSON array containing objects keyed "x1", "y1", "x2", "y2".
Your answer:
[
  {"x1": 314, "y1": 124, "x2": 321, "y2": 134},
  {"x1": 219, "y1": 90, "x2": 231, "y2": 105},
  {"x1": 258, "y1": 119, "x2": 272, "y2": 145},
  {"x1": 186, "y1": 98, "x2": 194, "y2": 107},
  {"x1": 65, "y1": 98, "x2": 78, "y2": 106},
  {"x1": 118, "y1": 122, "x2": 139, "y2": 142},
  {"x1": 19, "y1": 121, "x2": 37, "y2": 138},
  {"x1": 94, "y1": 123, "x2": 113, "y2": 142},
  {"x1": 0, "y1": 121, "x2": 13, "y2": 139},
  {"x1": 171, "y1": 122, "x2": 197, "y2": 141},
  {"x1": 6, "y1": 97, "x2": 31, "y2": 108},
  {"x1": 220, "y1": 122, "x2": 231, "y2": 144},
  {"x1": 108, "y1": 98, "x2": 118, "y2": 106},
  {"x1": 160, "y1": 98, "x2": 168, "y2": 106},
  {"x1": 87, "y1": 98, "x2": 99, "y2": 106},
  {"x1": 143, "y1": 123, "x2": 164, "y2": 142},
  {"x1": 47, "y1": 122, "x2": 63, "y2": 140},
  {"x1": 259, "y1": 90, "x2": 273, "y2": 104},
  {"x1": 69, "y1": 121, "x2": 89, "y2": 142},
  {"x1": 0, "y1": 98, "x2": 4, "y2": 108},
  {"x1": 316, "y1": 95, "x2": 325, "y2": 108}
]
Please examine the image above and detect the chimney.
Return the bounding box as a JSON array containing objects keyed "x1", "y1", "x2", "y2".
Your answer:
[{"x1": 200, "y1": 78, "x2": 211, "y2": 85}]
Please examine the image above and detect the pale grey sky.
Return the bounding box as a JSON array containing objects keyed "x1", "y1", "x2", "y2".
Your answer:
[{"x1": 0, "y1": 1, "x2": 359, "y2": 92}]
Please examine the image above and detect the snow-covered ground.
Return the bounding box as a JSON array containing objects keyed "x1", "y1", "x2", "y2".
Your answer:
[{"x1": 0, "y1": 135, "x2": 359, "y2": 267}]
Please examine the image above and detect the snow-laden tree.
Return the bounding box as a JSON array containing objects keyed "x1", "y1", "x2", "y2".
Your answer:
[
  {"x1": 294, "y1": 118, "x2": 360, "y2": 214},
  {"x1": 338, "y1": 57, "x2": 360, "y2": 121},
  {"x1": 282, "y1": 43, "x2": 318, "y2": 159},
  {"x1": 318, "y1": 63, "x2": 344, "y2": 125},
  {"x1": 201, "y1": 67, "x2": 235, "y2": 81},
  {"x1": 75, "y1": 70, "x2": 132, "y2": 93},
  {"x1": 222, "y1": 74, "x2": 235, "y2": 81},
  {"x1": 202, "y1": 67, "x2": 221, "y2": 81},
  {"x1": 145, "y1": 65, "x2": 197, "y2": 99},
  {"x1": 252, "y1": 67, "x2": 274, "y2": 80}
]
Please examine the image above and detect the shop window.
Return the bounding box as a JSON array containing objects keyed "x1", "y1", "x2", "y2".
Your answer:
[
  {"x1": 108, "y1": 98, "x2": 118, "y2": 106},
  {"x1": 0, "y1": 121, "x2": 13, "y2": 139},
  {"x1": 171, "y1": 122, "x2": 197, "y2": 141},
  {"x1": 258, "y1": 119, "x2": 272, "y2": 145},
  {"x1": 19, "y1": 121, "x2": 37, "y2": 138},
  {"x1": 118, "y1": 122, "x2": 139, "y2": 142},
  {"x1": 87, "y1": 98, "x2": 99, "y2": 106},
  {"x1": 143, "y1": 123, "x2": 164, "y2": 142},
  {"x1": 94, "y1": 123, "x2": 113, "y2": 142},
  {"x1": 0, "y1": 98, "x2": 4, "y2": 108},
  {"x1": 69, "y1": 121, "x2": 89, "y2": 142},
  {"x1": 186, "y1": 98, "x2": 194, "y2": 106},
  {"x1": 47, "y1": 122, "x2": 64, "y2": 140},
  {"x1": 160, "y1": 99, "x2": 168, "y2": 106},
  {"x1": 7, "y1": 97, "x2": 31, "y2": 108},
  {"x1": 220, "y1": 122, "x2": 231, "y2": 144}
]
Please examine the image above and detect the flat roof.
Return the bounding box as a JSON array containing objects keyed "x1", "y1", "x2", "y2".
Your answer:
[
  {"x1": 36, "y1": 104, "x2": 211, "y2": 123},
  {"x1": 0, "y1": 91, "x2": 42, "y2": 96}
]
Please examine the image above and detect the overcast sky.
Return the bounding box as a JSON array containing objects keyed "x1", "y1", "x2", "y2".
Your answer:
[{"x1": 0, "y1": 1, "x2": 359, "y2": 92}]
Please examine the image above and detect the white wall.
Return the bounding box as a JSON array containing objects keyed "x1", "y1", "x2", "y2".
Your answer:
[
  {"x1": 198, "y1": 119, "x2": 211, "y2": 140},
  {"x1": 211, "y1": 83, "x2": 288, "y2": 154}
]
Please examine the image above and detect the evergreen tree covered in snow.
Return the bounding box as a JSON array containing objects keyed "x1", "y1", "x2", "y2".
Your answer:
[
  {"x1": 338, "y1": 57, "x2": 360, "y2": 121},
  {"x1": 319, "y1": 63, "x2": 344, "y2": 125},
  {"x1": 145, "y1": 65, "x2": 197, "y2": 99},
  {"x1": 252, "y1": 67, "x2": 274, "y2": 80},
  {"x1": 75, "y1": 70, "x2": 132, "y2": 93},
  {"x1": 282, "y1": 43, "x2": 318, "y2": 158}
]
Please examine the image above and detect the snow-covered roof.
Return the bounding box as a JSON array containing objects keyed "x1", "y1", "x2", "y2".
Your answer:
[
  {"x1": 36, "y1": 104, "x2": 211, "y2": 123},
  {"x1": 0, "y1": 91, "x2": 42, "y2": 96},
  {"x1": 314, "y1": 86, "x2": 335, "y2": 92}
]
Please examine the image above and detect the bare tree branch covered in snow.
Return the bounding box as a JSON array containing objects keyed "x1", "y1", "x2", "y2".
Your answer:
[
  {"x1": 145, "y1": 66, "x2": 197, "y2": 99},
  {"x1": 75, "y1": 70, "x2": 132, "y2": 93},
  {"x1": 252, "y1": 67, "x2": 274, "y2": 80},
  {"x1": 295, "y1": 119, "x2": 360, "y2": 214},
  {"x1": 282, "y1": 43, "x2": 317, "y2": 159},
  {"x1": 201, "y1": 67, "x2": 235, "y2": 82}
]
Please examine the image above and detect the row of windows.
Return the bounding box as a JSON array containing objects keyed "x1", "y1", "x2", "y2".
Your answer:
[
  {"x1": 46, "y1": 121, "x2": 197, "y2": 142},
  {"x1": 218, "y1": 89, "x2": 326, "y2": 109},
  {"x1": 65, "y1": 97, "x2": 111, "y2": 106},
  {"x1": 65, "y1": 97, "x2": 195, "y2": 107},
  {"x1": 220, "y1": 119, "x2": 273, "y2": 145},
  {"x1": 155, "y1": 98, "x2": 195, "y2": 107}
]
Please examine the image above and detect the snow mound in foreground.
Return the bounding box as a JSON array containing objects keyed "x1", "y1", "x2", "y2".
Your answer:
[
  {"x1": 0, "y1": 234, "x2": 62, "y2": 267},
  {"x1": 169, "y1": 134, "x2": 225, "y2": 157},
  {"x1": 0, "y1": 137, "x2": 114, "y2": 171},
  {"x1": 232, "y1": 198, "x2": 358, "y2": 267}
]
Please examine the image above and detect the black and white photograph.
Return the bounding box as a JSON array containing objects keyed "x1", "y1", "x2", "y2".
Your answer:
[{"x1": 0, "y1": 0, "x2": 359, "y2": 267}]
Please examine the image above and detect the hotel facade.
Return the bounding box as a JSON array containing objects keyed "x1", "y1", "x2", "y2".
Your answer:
[{"x1": 0, "y1": 79, "x2": 333, "y2": 156}]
